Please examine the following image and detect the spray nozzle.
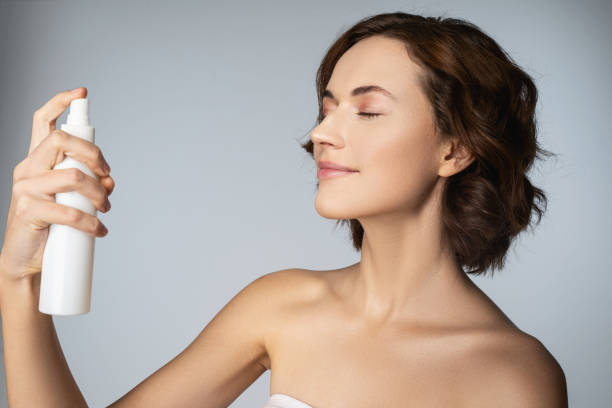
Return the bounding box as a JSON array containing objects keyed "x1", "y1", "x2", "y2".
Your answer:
[{"x1": 66, "y1": 98, "x2": 90, "y2": 126}]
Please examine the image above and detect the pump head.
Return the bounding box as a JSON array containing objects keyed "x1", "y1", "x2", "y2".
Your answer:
[{"x1": 66, "y1": 98, "x2": 90, "y2": 126}]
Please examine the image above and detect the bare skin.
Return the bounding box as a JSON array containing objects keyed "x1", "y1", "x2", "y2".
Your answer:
[
  {"x1": 261, "y1": 266, "x2": 566, "y2": 408},
  {"x1": 259, "y1": 35, "x2": 567, "y2": 407},
  {"x1": 0, "y1": 35, "x2": 566, "y2": 408}
]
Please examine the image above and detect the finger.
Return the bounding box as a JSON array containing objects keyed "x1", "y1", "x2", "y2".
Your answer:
[
  {"x1": 15, "y1": 194, "x2": 108, "y2": 237},
  {"x1": 16, "y1": 129, "x2": 110, "y2": 182},
  {"x1": 100, "y1": 174, "x2": 116, "y2": 196},
  {"x1": 30, "y1": 87, "x2": 88, "y2": 155},
  {"x1": 14, "y1": 168, "x2": 110, "y2": 213}
]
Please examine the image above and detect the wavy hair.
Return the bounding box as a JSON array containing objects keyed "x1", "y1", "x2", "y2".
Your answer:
[{"x1": 299, "y1": 11, "x2": 556, "y2": 277}]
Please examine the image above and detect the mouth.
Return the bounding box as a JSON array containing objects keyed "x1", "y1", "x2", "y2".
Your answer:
[
  {"x1": 317, "y1": 160, "x2": 358, "y2": 172},
  {"x1": 317, "y1": 167, "x2": 359, "y2": 179},
  {"x1": 316, "y1": 160, "x2": 359, "y2": 180}
]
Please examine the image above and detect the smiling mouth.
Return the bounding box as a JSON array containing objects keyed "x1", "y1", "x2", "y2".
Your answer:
[
  {"x1": 317, "y1": 160, "x2": 358, "y2": 172},
  {"x1": 317, "y1": 168, "x2": 359, "y2": 179}
]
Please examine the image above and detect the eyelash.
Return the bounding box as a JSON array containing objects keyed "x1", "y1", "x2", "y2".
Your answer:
[
  {"x1": 321, "y1": 112, "x2": 381, "y2": 120},
  {"x1": 358, "y1": 112, "x2": 381, "y2": 119}
]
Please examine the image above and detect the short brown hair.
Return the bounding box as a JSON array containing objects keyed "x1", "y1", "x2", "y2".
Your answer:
[{"x1": 300, "y1": 11, "x2": 556, "y2": 277}]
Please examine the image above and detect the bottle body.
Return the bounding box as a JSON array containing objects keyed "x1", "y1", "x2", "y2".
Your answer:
[{"x1": 39, "y1": 112, "x2": 97, "y2": 315}]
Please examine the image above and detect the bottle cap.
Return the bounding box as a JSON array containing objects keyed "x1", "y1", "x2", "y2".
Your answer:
[{"x1": 67, "y1": 98, "x2": 90, "y2": 126}]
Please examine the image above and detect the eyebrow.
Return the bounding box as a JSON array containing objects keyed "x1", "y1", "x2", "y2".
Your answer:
[{"x1": 322, "y1": 85, "x2": 398, "y2": 102}]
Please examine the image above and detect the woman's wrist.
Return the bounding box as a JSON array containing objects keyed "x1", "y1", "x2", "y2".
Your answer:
[{"x1": 0, "y1": 260, "x2": 39, "y2": 313}]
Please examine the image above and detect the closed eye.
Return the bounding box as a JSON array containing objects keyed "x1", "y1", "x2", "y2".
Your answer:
[
  {"x1": 320, "y1": 112, "x2": 381, "y2": 120},
  {"x1": 358, "y1": 112, "x2": 381, "y2": 119}
]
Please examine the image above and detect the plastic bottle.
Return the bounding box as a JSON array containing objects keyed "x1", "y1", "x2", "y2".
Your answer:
[{"x1": 39, "y1": 98, "x2": 97, "y2": 315}]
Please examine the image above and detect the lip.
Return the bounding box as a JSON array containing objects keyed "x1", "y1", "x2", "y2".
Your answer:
[
  {"x1": 317, "y1": 160, "x2": 359, "y2": 180},
  {"x1": 318, "y1": 168, "x2": 359, "y2": 179},
  {"x1": 318, "y1": 160, "x2": 358, "y2": 172}
]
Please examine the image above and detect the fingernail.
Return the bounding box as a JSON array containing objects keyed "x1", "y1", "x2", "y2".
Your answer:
[{"x1": 103, "y1": 162, "x2": 111, "y2": 174}]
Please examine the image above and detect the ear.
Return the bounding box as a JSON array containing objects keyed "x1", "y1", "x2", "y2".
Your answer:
[{"x1": 437, "y1": 137, "x2": 475, "y2": 178}]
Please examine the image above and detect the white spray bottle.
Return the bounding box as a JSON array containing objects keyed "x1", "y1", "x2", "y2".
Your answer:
[{"x1": 39, "y1": 98, "x2": 97, "y2": 315}]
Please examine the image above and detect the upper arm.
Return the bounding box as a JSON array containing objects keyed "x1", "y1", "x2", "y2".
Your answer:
[
  {"x1": 107, "y1": 270, "x2": 286, "y2": 408},
  {"x1": 474, "y1": 335, "x2": 568, "y2": 408}
]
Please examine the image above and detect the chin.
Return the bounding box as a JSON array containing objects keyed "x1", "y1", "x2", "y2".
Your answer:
[{"x1": 314, "y1": 193, "x2": 364, "y2": 220}]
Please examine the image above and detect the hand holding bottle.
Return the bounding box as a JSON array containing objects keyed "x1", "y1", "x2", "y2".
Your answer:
[{"x1": 0, "y1": 87, "x2": 114, "y2": 290}]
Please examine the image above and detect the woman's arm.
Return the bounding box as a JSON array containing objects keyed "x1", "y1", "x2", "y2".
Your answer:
[
  {"x1": 0, "y1": 271, "x2": 89, "y2": 407},
  {"x1": 105, "y1": 271, "x2": 275, "y2": 407},
  {"x1": 1, "y1": 266, "x2": 282, "y2": 408},
  {"x1": 1, "y1": 86, "x2": 276, "y2": 407}
]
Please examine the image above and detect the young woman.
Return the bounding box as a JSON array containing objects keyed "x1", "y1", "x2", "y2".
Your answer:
[{"x1": 0, "y1": 12, "x2": 567, "y2": 408}]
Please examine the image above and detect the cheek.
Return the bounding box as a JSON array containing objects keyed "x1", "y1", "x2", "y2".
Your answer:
[
  {"x1": 356, "y1": 122, "x2": 439, "y2": 212},
  {"x1": 313, "y1": 114, "x2": 440, "y2": 220}
]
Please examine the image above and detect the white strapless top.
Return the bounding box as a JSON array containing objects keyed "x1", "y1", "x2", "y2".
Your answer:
[{"x1": 263, "y1": 393, "x2": 313, "y2": 408}]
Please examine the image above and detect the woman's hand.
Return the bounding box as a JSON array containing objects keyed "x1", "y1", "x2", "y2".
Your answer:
[{"x1": 0, "y1": 87, "x2": 115, "y2": 287}]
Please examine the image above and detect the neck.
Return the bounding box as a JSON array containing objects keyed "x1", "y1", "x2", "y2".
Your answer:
[{"x1": 350, "y1": 182, "x2": 471, "y2": 326}]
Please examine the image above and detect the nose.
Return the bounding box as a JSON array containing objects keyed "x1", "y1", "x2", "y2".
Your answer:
[{"x1": 310, "y1": 115, "x2": 345, "y2": 149}]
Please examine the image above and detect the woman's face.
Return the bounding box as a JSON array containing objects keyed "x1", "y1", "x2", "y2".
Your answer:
[{"x1": 311, "y1": 35, "x2": 444, "y2": 220}]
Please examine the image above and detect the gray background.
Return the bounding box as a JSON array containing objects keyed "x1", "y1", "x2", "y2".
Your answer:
[{"x1": 0, "y1": 0, "x2": 610, "y2": 407}]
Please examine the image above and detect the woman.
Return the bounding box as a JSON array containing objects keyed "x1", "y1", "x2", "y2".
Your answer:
[{"x1": 0, "y1": 11, "x2": 567, "y2": 408}]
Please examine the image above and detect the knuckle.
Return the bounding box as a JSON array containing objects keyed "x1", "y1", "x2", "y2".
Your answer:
[
  {"x1": 14, "y1": 194, "x2": 31, "y2": 219},
  {"x1": 12, "y1": 179, "x2": 23, "y2": 197},
  {"x1": 50, "y1": 130, "x2": 66, "y2": 146},
  {"x1": 68, "y1": 167, "x2": 84, "y2": 185},
  {"x1": 66, "y1": 206, "x2": 82, "y2": 223},
  {"x1": 12, "y1": 162, "x2": 22, "y2": 183}
]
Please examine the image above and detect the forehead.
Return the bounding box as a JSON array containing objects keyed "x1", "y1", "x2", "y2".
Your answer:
[{"x1": 326, "y1": 35, "x2": 426, "y2": 101}]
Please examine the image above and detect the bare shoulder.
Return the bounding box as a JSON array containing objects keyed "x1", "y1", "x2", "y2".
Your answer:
[
  {"x1": 252, "y1": 267, "x2": 328, "y2": 301},
  {"x1": 465, "y1": 328, "x2": 568, "y2": 408},
  {"x1": 234, "y1": 268, "x2": 324, "y2": 327},
  {"x1": 249, "y1": 267, "x2": 330, "y2": 366}
]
